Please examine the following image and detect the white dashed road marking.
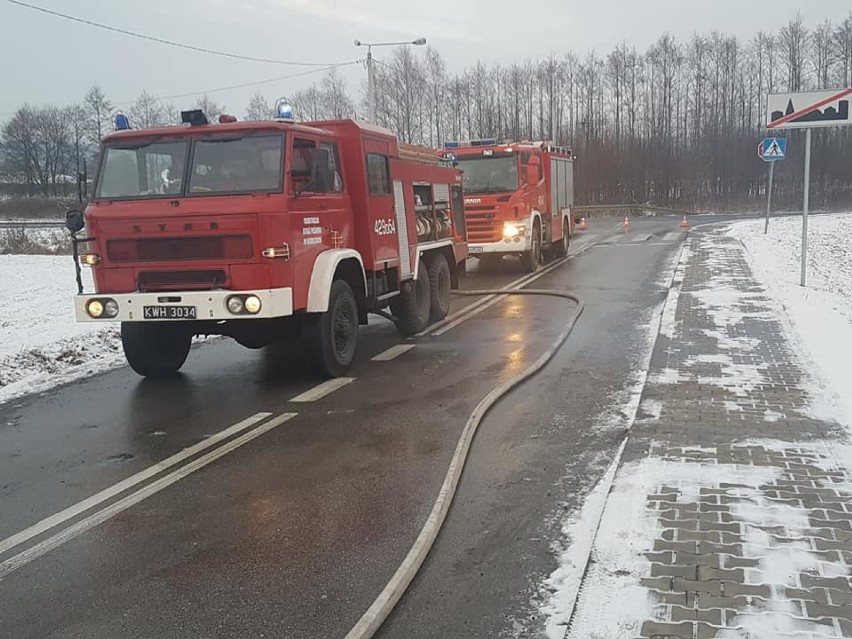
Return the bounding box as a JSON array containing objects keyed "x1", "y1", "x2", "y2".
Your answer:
[
  {"x1": 371, "y1": 344, "x2": 415, "y2": 361},
  {"x1": 289, "y1": 377, "x2": 355, "y2": 402}
]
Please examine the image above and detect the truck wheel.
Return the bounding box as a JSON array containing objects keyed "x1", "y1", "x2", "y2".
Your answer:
[
  {"x1": 427, "y1": 252, "x2": 452, "y2": 322},
  {"x1": 522, "y1": 220, "x2": 542, "y2": 273},
  {"x1": 121, "y1": 322, "x2": 192, "y2": 378},
  {"x1": 392, "y1": 264, "x2": 431, "y2": 336},
  {"x1": 552, "y1": 217, "x2": 570, "y2": 258},
  {"x1": 306, "y1": 279, "x2": 359, "y2": 378}
]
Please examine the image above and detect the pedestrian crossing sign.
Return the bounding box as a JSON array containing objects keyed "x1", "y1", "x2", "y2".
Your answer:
[{"x1": 759, "y1": 137, "x2": 787, "y2": 162}]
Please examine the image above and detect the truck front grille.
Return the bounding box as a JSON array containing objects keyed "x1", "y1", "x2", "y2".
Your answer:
[
  {"x1": 465, "y1": 210, "x2": 502, "y2": 243},
  {"x1": 108, "y1": 235, "x2": 253, "y2": 262},
  {"x1": 138, "y1": 269, "x2": 227, "y2": 292}
]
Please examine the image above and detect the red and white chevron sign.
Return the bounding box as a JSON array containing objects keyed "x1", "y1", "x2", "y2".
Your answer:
[{"x1": 767, "y1": 89, "x2": 852, "y2": 130}]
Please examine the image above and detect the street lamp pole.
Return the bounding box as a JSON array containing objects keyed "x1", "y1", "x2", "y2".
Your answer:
[
  {"x1": 355, "y1": 37, "x2": 426, "y2": 124},
  {"x1": 366, "y1": 45, "x2": 375, "y2": 124}
]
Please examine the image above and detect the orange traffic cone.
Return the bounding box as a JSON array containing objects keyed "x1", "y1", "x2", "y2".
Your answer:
[
  {"x1": 623, "y1": 216, "x2": 630, "y2": 230},
  {"x1": 680, "y1": 215, "x2": 689, "y2": 229},
  {"x1": 578, "y1": 217, "x2": 588, "y2": 231}
]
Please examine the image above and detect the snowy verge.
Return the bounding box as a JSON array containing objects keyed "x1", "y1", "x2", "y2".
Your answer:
[
  {"x1": 0, "y1": 255, "x2": 128, "y2": 404},
  {"x1": 728, "y1": 213, "x2": 852, "y2": 427},
  {"x1": 531, "y1": 241, "x2": 687, "y2": 637},
  {"x1": 566, "y1": 457, "x2": 780, "y2": 639}
]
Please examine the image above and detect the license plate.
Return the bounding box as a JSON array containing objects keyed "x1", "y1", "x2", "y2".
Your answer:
[
  {"x1": 143, "y1": 305, "x2": 197, "y2": 320},
  {"x1": 469, "y1": 246, "x2": 484, "y2": 254}
]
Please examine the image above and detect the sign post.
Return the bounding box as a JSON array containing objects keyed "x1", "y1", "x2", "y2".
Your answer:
[
  {"x1": 767, "y1": 88, "x2": 852, "y2": 287},
  {"x1": 766, "y1": 162, "x2": 774, "y2": 235},
  {"x1": 802, "y1": 128, "x2": 811, "y2": 287},
  {"x1": 758, "y1": 137, "x2": 786, "y2": 234}
]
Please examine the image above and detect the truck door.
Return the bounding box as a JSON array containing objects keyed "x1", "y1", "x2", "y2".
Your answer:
[
  {"x1": 363, "y1": 139, "x2": 399, "y2": 271},
  {"x1": 287, "y1": 135, "x2": 350, "y2": 305}
]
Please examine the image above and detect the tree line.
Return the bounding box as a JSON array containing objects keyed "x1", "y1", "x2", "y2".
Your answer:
[{"x1": 3, "y1": 12, "x2": 851, "y2": 208}]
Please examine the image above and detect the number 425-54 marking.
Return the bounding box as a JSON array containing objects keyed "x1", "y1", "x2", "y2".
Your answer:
[{"x1": 374, "y1": 219, "x2": 397, "y2": 235}]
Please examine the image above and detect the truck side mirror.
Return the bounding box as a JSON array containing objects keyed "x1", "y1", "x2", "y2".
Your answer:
[
  {"x1": 526, "y1": 165, "x2": 540, "y2": 185},
  {"x1": 66, "y1": 209, "x2": 85, "y2": 234},
  {"x1": 527, "y1": 156, "x2": 541, "y2": 184}
]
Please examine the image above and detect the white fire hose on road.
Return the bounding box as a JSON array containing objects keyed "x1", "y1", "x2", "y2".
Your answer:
[{"x1": 345, "y1": 287, "x2": 586, "y2": 639}]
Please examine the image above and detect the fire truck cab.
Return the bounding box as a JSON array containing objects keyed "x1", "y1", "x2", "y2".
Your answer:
[
  {"x1": 67, "y1": 109, "x2": 467, "y2": 379},
  {"x1": 442, "y1": 139, "x2": 574, "y2": 272}
]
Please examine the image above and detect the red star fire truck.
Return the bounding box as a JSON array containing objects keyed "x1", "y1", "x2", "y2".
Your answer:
[
  {"x1": 441, "y1": 139, "x2": 574, "y2": 272},
  {"x1": 66, "y1": 107, "x2": 468, "y2": 379}
]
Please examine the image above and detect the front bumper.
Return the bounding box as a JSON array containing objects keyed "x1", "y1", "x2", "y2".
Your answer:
[
  {"x1": 74, "y1": 288, "x2": 294, "y2": 322},
  {"x1": 467, "y1": 235, "x2": 532, "y2": 256}
]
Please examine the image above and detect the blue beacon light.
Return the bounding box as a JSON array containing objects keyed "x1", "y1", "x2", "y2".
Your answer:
[
  {"x1": 275, "y1": 98, "x2": 294, "y2": 121},
  {"x1": 114, "y1": 111, "x2": 131, "y2": 131}
]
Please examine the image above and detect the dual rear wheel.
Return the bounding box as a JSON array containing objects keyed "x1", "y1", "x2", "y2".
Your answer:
[{"x1": 392, "y1": 251, "x2": 452, "y2": 337}]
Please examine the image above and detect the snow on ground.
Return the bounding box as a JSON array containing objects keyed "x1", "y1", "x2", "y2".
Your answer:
[
  {"x1": 538, "y1": 443, "x2": 624, "y2": 639},
  {"x1": 729, "y1": 213, "x2": 852, "y2": 427},
  {"x1": 0, "y1": 255, "x2": 124, "y2": 404},
  {"x1": 0, "y1": 225, "x2": 70, "y2": 254},
  {"x1": 566, "y1": 456, "x2": 780, "y2": 639},
  {"x1": 529, "y1": 243, "x2": 684, "y2": 637}
]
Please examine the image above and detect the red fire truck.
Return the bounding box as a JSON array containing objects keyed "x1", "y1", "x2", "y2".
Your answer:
[
  {"x1": 66, "y1": 108, "x2": 468, "y2": 378},
  {"x1": 441, "y1": 139, "x2": 574, "y2": 272}
]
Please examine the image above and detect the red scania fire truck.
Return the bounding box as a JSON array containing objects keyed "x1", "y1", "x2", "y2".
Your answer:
[
  {"x1": 66, "y1": 107, "x2": 467, "y2": 378},
  {"x1": 441, "y1": 139, "x2": 574, "y2": 272}
]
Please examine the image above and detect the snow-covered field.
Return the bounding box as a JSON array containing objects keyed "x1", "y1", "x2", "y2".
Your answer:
[
  {"x1": 0, "y1": 255, "x2": 123, "y2": 404},
  {"x1": 730, "y1": 212, "x2": 852, "y2": 426}
]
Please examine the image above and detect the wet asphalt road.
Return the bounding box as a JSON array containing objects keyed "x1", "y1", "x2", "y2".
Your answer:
[{"x1": 0, "y1": 217, "x2": 691, "y2": 639}]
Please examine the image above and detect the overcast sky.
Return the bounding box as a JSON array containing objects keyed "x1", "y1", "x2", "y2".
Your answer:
[{"x1": 1, "y1": 0, "x2": 850, "y2": 120}]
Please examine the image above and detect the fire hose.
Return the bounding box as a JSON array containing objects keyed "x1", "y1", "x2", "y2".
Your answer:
[{"x1": 345, "y1": 287, "x2": 585, "y2": 639}]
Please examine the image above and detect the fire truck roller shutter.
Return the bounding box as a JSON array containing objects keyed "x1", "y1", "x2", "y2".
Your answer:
[{"x1": 306, "y1": 249, "x2": 368, "y2": 320}]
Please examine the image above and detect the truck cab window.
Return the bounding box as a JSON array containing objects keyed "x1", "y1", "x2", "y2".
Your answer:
[
  {"x1": 95, "y1": 140, "x2": 188, "y2": 200},
  {"x1": 291, "y1": 137, "x2": 317, "y2": 194},
  {"x1": 367, "y1": 153, "x2": 391, "y2": 195},
  {"x1": 292, "y1": 138, "x2": 341, "y2": 194},
  {"x1": 189, "y1": 134, "x2": 283, "y2": 195},
  {"x1": 320, "y1": 142, "x2": 344, "y2": 193}
]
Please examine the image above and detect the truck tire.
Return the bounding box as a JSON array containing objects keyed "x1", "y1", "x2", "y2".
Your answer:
[
  {"x1": 552, "y1": 217, "x2": 570, "y2": 258},
  {"x1": 306, "y1": 279, "x2": 359, "y2": 378},
  {"x1": 427, "y1": 252, "x2": 452, "y2": 323},
  {"x1": 522, "y1": 220, "x2": 542, "y2": 273},
  {"x1": 392, "y1": 265, "x2": 431, "y2": 336},
  {"x1": 121, "y1": 322, "x2": 192, "y2": 378}
]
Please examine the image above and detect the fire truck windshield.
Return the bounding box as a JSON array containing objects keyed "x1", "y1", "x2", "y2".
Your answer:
[
  {"x1": 95, "y1": 140, "x2": 189, "y2": 200},
  {"x1": 94, "y1": 133, "x2": 284, "y2": 200},
  {"x1": 456, "y1": 155, "x2": 519, "y2": 194}
]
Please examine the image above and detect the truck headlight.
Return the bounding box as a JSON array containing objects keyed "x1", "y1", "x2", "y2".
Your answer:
[
  {"x1": 86, "y1": 299, "x2": 104, "y2": 318},
  {"x1": 103, "y1": 299, "x2": 119, "y2": 318},
  {"x1": 244, "y1": 295, "x2": 262, "y2": 314},
  {"x1": 503, "y1": 223, "x2": 525, "y2": 239},
  {"x1": 86, "y1": 298, "x2": 118, "y2": 319},
  {"x1": 227, "y1": 296, "x2": 245, "y2": 314}
]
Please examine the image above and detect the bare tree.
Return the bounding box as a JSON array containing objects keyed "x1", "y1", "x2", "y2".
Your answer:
[
  {"x1": 83, "y1": 85, "x2": 112, "y2": 144},
  {"x1": 129, "y1": 91, "x2": 164, "y2": 129},
  {"x1": 780, "y1": 13, "x2": 808, "y2": 91},
  {"x1": 245, "y1": 91, "x2": 273, "y2": 120},
  {"x1": 321, "y1": 69, "x2": 355, "y2": 120},
  {"x1": 834, "y1": 15, "x2": 852, "y2": 87},
  {"x1": 194, "y1": 95, "x2": 225, "y2": 121},
  {"x1": 811, "y1": 20, "x2": 835, "y2": 89},
  {"x1": 291, "y1": 86, "x2": 324, "y2": 121}
]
